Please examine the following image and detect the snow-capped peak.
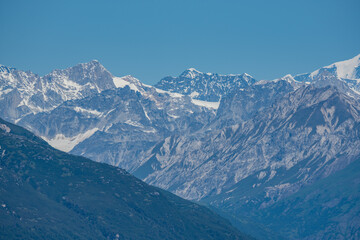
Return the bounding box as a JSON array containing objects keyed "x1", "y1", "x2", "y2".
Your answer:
[
  {"x1": 187, "y1": 68, "x2": 201, "y2": 72},
  {"x1": 241, "y1": 73, "x2": 255, "y2": 82},
  {"x1": 242, "y1": 73, "x2": 252, "y2": 77},
  {"x1": 281, "y1": 74, "x2": 295, "y2": 81},
  {"x1": 76, "y1": 59, "x2": 106, "y2": 71},
  {"x1": 180, "y1": 68, "x2": 203, "y2": 78},
  {"x1": 329, "y1": 53, "x2": 360, "y2": 80},
  {"x1": 275, "y1": 74, "x2": 302, "y2": 87},
  {"x1": 310, "y1": 54, "x2": 360, "y2": 80},
  {"x1": 48, "y1": 60, "x2": 109, "y2": 78},
  {"x1": 113, "y1": 75, "x2": 144, "y2": 93}
]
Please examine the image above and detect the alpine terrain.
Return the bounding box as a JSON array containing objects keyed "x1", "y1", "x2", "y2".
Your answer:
[
  {"x1": 0, "y1": 117, "x2": 251, "y2": 240},
  {"x1": 1, "y1": 53, "x2": 360, "y2": 239}
]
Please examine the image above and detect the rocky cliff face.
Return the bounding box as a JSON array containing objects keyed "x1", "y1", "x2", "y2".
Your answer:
[
  {"x1": 136, "y1": 83, "x2": 360, "y2": 200},
  {"x1": 19, "y1": 85, "x2": 215, "y2": 170}
]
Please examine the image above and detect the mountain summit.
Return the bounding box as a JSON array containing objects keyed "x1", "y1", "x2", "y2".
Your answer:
[
  {"x1": 45, "y1": 60, "x2": 115, "y2": 88},
  {"x1": 0, "y1": 60, "x2": 117, "y2": 121},
  {"x1": 155, "y1": 69, "x2": 256, "y2": 101},
  {"x1": 294, "y1": 54, "x2": 360, "y2": 93},
  {"x1": 308, "y1": 53, "x2": 360, "y2": 80}
]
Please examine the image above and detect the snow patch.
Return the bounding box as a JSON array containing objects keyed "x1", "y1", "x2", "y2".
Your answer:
[
  {"x1": 0, "y1": 88, "x2": 13, "y2": 97},
  {"x1": 142, "y1": 128, "x2": 156, "y2": 133},
  {"x1": 168, "y1": 113, "x2": 180, "y2": 119},
  {"x1": 0, "y1": 124, "x2": 10, "y2": 133},
  {"x1": 265, "y1": 183, "x2": 291, "y2": 198},
  {"x1": 42, "y1": 128, "x2": 99, "y2": 152},
  {"x1": 154, "y1": 88, "x2": 184, "y2": 98},
  {"x1": 191, "y1": 99, "x2": 220, "y2": 110},
  {"x1": 61, "y1": 77, "x2": 83, "y2": 90},
  {"x1": 113, "y1": 76, "x2": 140, "y2": 92},
  {"x1": 125, "y1": 120, "x2": 143, "y2": 127},
  {"x1": 73, "y1": 106, "x2": 102, "y2": 116},
  {"x1": 189, "y1": 91, "x2": 200, "y2": 98},
  {"x1": 316, "y1": 125, "x2": 329, "y2": 135},
  {"x1": 267, "y1": 170, "x2": 277, "y2": 181},
  {"x1": 257, "y1": 171, "x2": 267, "y2": 180}
]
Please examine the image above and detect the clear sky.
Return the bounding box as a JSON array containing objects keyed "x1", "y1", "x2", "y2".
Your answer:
[{"x1": 0, "y1": 0, "x2": 359, "y2": 84}]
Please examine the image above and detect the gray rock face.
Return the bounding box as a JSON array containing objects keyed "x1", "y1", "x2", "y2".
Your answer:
[
  {"x1": 155, "y1": 68, "x2": 256, "y2": 101},
  {"x1": 44, "y1": 60, "x2": 115, "y2": 90},
  {"x1": 18, "y1": 79, "x2": 216, "y2": 170},
  {"x1": 214, "y1": 78, "x2": 297, "y2": 126},
  {"x1": 133, "y1": 81, "x2": 360, "y2": 239},
  {"x1": 136, "y1": 83, "x2": 360, "y2": 199}
]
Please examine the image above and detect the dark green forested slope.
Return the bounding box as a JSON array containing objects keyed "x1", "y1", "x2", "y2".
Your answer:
[{"x1": 0, "y1": 118, "x2": 252, "y2": 240}]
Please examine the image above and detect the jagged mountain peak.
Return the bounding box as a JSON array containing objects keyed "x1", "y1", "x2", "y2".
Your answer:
[
  {"x1": 90, "y1": 59, "x2": 100, "y2": 63},
  {"x1": 155, "y1": 69, "x2": 256, "y2": 101},
  {"x1": 295, "y1": 53, "x2": 360, "y2": 81},
  {"x1": 241, "y1": 72, "x2": 253, "y2": 78},
  {"x1": 0, "y1": 60, "x2": 117, "y2": 121},
  {"x1": 292, "y1": 53, "x2": 360, "y2": 95},
  {"x1": 281, "y1": 73, "x2": 294, "y2": 80},
  {"x1": 0, "y1": 64, "x2": 16, "y2": 74},
  {"x1": 274, "y1": 74, "x2": 302, "y2": 87},
  {"x1": 77, "y1": 59, "x2": 106, "y2": 70},
  {"x1": 113, "y1": 75, "x2": 146, "y2": 93},
  {"x1": 186, "y1": 67, "x2": 201, "y2": 73},
  {"x1": 0, "y1": 60, "x2": 107, "y2": 77},
  {"x1": 255, "y1": 74, "x2": 299, "y2": 88},
  {"x1": 45, "y1": 60, "x2": 115, "y2": 90},
  {"x1": 48, "y1": 59, "x2": 110, "y2": 77},
  {"x1": 179, "y1": 68, "x2": 254, "y2": 80},
  {"x1": 316, "y1": 53, "x2": 360, "y2": 80},
  {"x1": 179, "y1": 67, "x2": 203, "y2": 78}
]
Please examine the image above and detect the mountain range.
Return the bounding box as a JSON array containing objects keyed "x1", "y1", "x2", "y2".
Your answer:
[
  {"x1": 1, "y1": 53, "x2": 360, "y2": 239},
  {"x1": 0, "y1": 117, "x2": 250, "y2": 239}
]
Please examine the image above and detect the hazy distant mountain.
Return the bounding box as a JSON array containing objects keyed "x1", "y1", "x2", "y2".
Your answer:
[
  {"x1": 0, "y1": 117, "x2": 251, "y2": 240},
  {"x1": 155, "y1": 68, "x2": 256, "y2": 101}
]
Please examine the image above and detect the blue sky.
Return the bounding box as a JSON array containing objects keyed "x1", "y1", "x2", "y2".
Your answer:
[{"x1": 0, "y1": 0, "x2": 359, "y2": 84}]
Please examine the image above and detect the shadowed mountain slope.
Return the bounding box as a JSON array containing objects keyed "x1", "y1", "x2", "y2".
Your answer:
[{"x1": 0, "y1": 118, "x2": 252, "y2": 240}]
